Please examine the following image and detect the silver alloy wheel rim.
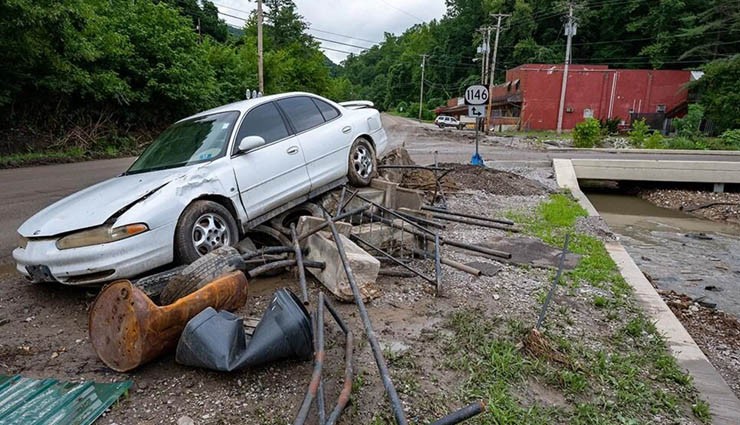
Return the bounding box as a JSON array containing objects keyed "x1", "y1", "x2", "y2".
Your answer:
[
  {"x1": 352, "y1": 144, "x2": 373, "y2": 179},
  {"x1": 192, "y1": 213, "x2": 230, "y2": 255}
]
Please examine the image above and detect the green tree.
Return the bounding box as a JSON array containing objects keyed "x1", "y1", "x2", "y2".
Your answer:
[{"x1": 691, "y1": 56, "x2": 740, "y2": 133}]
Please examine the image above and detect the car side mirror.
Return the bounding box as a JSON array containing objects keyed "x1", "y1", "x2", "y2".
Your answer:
[{"x1": 238, "y1": 136, "x2": 266, "y2": 152}]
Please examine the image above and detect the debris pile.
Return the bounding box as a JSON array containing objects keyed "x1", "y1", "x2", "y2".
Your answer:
[{"x1": 78, "y1": 148, "x2": 588, "y2": 423}]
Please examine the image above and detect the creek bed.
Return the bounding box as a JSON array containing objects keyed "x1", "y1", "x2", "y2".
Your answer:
[{"x1": 586, "y1": 192, "x2": 740, "y2": 319}]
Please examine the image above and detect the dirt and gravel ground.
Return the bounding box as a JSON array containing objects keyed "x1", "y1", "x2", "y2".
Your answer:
[
  {"x1": 660, "y1": 290, "x2": 740, "y2": 397},
  {"x1": 639, "y1": 187, "x2": 740, "y2": 226},
  {"x1": 0, "y1": 116, "x2": 726, "y2": 424}
]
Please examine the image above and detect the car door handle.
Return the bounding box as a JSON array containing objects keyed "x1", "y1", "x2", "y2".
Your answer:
[
  {"x1": 286, "y1": 146, "x2": 299, "y2": 155},
  {"x1": 342, "y1": 126, "x2": 352, "y2": 134}
]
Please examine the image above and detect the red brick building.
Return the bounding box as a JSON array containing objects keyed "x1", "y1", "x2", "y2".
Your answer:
[{"x1": 436, "y1": 64, "x2": 694, "y2": 131}]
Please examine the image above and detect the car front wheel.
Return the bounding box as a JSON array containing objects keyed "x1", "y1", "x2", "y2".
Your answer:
[
  {"x1": 347, "y1": 137, "x2": 376, "y2": 186},
  {"x1": 175, "y1": 200, "x2": 239, "y2": 264}
]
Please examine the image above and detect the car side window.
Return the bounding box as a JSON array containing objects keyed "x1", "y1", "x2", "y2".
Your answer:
[
  {"x1": 277, "y1": 97, "x2": 325, "y2": 133},
  {"x1": 235, "y1": 102, "x2": 290, "y2": 149},
  {"x1": 312, "y1": 98, "x2": 340, "y2": 121}
]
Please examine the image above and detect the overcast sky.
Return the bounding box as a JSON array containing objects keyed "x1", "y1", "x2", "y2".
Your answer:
[{"x1": 214, "y1": 0, "x2": 448, "y2": 63}]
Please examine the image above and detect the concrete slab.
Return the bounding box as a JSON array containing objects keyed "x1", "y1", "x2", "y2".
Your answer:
[
  {"x1": 480, "y1": 236, "x2": 581, "y2": 269},
  {"x1": 370, "y1": 178, "x2": 399, "y2": 209},
  {"x1": 396, "y1": 187, "x2": 425, "y2": 210},
  {"x1": 296, "y1": 216, "x2": 352, "y2": 240},
  {"x1": 554, "y1": 158, "x2": 740, "y2": 424},
  {"x1": 352, "y1": 219, "x2": 419, "y2": 253},
  {"x1": 305, "y1": 232, "x2": 380, "y2": 302},
  {"x1": 346, "y1": 188, "x2": 386, "y2": 213}
]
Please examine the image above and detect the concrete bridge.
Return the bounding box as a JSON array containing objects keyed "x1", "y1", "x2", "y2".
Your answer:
[{"x1": 569, "y1": 158, "x2": 740, "y2": 192}]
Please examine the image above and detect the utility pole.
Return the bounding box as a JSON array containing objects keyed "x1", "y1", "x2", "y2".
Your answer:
[
  {"x1": 418, "y1": 54, "x2": 429, "y2": 121},
  {"x1": 257, "y1": 0, "x2": 265, "y2": 94},
  {"x1": 197, "y1": 18, "x2": 202, "y2": 44},
  {"x1": 485, "y1": 13, "x2": 510, "y2": 134},
  {"x1": 477, "y1": 27, "x2": 492, "y2": 85},
  {"x1": 556, "y1": 2, "x2": 576, "y2": 134}
]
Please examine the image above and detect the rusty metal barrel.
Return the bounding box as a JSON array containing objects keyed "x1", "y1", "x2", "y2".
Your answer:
[{"x1": 89, "y1": 271, "x2": 248, "y2": 372}]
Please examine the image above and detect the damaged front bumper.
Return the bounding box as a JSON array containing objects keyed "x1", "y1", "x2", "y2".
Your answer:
[{"x1": 12, "y1": 222, "x2": 176, "y2": 285}]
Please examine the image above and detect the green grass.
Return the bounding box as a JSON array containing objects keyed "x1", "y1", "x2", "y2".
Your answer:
[{"x1": 0, "y1": 147, "x2": 86, "y2": 168}]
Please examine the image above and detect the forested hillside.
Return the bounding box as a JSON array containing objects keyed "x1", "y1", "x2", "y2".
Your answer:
[
  {"x1": 0, "y1": 0, "x2": 737, "y2": 158},
  {"x1": 0, "y1": 0, "x2": 346, "y2": 156},
  {"x1": 343, "y1": 0, "x2": 739, "y2": 126}
]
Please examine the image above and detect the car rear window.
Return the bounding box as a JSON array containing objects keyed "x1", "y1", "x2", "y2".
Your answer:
[
  {"x1": 312, "y1": 98, "x2": 340, "y2": 121},
  {"x1": 277, "y1": 97, "x2": 325, "y2": 133},
  {"x1": 236, "y1": 102, "x2": 290, "y2": 145}
]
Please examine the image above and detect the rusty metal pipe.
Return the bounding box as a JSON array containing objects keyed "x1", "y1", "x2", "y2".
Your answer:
[
  {"x1": 368, "y1": 212, "x2": 511, "y2": 260},
  {"x1": 293, "y1": 292, "x2": 325, "y2": 425},
  {"x1": 422, "y1": 205, "x2": 515, "y2": 226},
  {"x1": 290, "y1": 224, "x2": 309, "y2": 304},
  {"x1": 242, "y1": 246, "x2": 295, "y2": 260},
  {"x1": 247, "y1": 259, "x2": 325, "y2": 278},
  {"x1": 324, "y1": 212, "x2": 409, "y2": 425},
  {"x1": 412, "y1": 248, "x2": 482, "y2": 276},
  {"x1": 89, "y1": 271, "x2": 248, "y2": 372},
  {"x1": 324, "y1": 296, "x2": 354, "y2": 425},
  {"x1": 429, "y1": 212, "x2": 519, "y2": 232},
  {"x1": 429, "y1": 401, "x2": 486, "y2": 425}
]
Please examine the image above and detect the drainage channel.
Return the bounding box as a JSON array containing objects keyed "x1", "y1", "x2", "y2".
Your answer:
[{"x1": 584, "y1": 190, "x2": 740, "y2": 320}]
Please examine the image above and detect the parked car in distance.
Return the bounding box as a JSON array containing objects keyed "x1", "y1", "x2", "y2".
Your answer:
[
  {"x1": 13, "y1": 92, "x2": 388, "y2": 285},
  {"x1": 434, "y1": 115, "x2": 463, "y2": 129}
]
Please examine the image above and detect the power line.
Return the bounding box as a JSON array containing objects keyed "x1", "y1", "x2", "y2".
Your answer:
[
  {"x1": 378, "y1": 0, "x2": 425, "y2": 22},
  {"x1": 312, "y1": 36, "x2": 371, "y2": 50},
  {"x1": 320, "y1": 46, "x2": 356, "y2": 55},
  {"x1": 308, "y1": 28, "x2": 382, "y2": 44}
]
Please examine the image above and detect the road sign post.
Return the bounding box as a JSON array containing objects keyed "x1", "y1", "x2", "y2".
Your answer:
[{"x1": 465, "y1": 85, "x2": 489, "y2": 166}]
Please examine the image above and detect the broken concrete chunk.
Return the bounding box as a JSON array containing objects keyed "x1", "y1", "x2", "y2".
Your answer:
[
  {"x1": 305, "y1": 232, "x2": 380, "y2": 302},
  {"x1": 296, "y1": 215, "x2": 352, "y2": 240},
  {"x1": 396, "y1": 187, "x2": 425, "y2": 210},
  {"x1": 352, "y1": 219, "x2": 420, "y2": 253},
  {"x1": 345, "y1": 187, "x2": 386, "y2": 213},
  {"x1": 370, "y1": 178, "x2": 399, "y2": 209}
]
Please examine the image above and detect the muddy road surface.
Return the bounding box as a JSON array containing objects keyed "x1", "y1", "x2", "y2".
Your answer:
[{"x1": 0, "y1": 157, "x2": 135, "y2": 263}]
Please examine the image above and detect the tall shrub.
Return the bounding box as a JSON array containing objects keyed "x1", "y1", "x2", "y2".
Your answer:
[{"x1": 573, "y1": 118, "x2": 603, "y2": 148}]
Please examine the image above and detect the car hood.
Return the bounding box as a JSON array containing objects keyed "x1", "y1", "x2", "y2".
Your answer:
[{"x1": 18, "y1": 168, "x2": 187, "y2": 238}]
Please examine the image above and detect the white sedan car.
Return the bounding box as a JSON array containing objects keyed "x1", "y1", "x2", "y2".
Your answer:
[{"x1": 13, "y1": 92, "x2": 387, "y2": 285}]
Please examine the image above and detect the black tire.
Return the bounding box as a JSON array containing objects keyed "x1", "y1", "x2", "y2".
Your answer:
[
  {"x1": 175, "y1": 200, "x2": 239, "y2": 264},
  {"x1": 133, "y1": 265, "x2": 187, "y2": 299},
  {"x1": 269, "y1": 202, "x2": 324, "y2": 236},
  {"x1": 160, "y1": 246, "x2": 245, "y2": 305},
  {"x1": 246, "y1": 225, "x2": 292, "y2": 248},
  {"x1": 347, "y1": 137, "x2": 377, "y2": 187}
]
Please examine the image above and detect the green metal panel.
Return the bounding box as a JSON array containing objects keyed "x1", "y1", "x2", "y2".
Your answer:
[{"x1": 0, "y1": 375, "x2": 131, "y2": 425}]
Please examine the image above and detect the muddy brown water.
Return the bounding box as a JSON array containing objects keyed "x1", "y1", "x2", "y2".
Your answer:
[{"x1": 586, "y1": 192, "x2": 740, "y2": 319}]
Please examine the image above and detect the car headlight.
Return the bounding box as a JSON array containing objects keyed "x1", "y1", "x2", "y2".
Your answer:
[
  {"x1": 17, "y1": 234, "x2": 28, "y2": 249},
  {"x1": 56, "y1": 223, "x2": 148, "y2": 250}
]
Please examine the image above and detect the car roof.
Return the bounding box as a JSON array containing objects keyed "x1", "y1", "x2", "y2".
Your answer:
[{"x1": 182, "y1": 92, "x2": 333, "y2": 122}]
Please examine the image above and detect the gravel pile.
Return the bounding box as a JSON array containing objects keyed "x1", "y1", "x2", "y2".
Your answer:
[{"x1": 640, "y1": 188, "x2": 740, "y2": 225}]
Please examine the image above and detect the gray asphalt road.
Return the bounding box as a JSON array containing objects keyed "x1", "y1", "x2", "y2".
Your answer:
[
  {"x1": 0, "y1": 158, "x2": 135, "y2": 262},
  {"x1": 381, "y1": 114, "x2": 740, "y2": 165},
  {"x1": 1, "y1": 114, "x2": 737, "y2": 263}
]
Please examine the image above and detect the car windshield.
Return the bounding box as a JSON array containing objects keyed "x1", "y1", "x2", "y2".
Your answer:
[{"x1": 127, "y1": 111, "x2": 239, "y2": 174}]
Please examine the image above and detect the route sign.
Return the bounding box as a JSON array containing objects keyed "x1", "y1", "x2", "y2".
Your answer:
[
  {"x1": 464, "y1": 85, "x2": 489, "y2": 105},
  {"x1": 467, "y1": 105, "x2": 487, "y2": 118}
]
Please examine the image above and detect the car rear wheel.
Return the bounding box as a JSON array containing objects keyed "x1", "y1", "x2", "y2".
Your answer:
[
  {"x1": 175, "y1": 200, "x2": 239, "y2": 264},
  {"x1": 347, "y1": 137, "x2": 376, "y2": 187}
]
